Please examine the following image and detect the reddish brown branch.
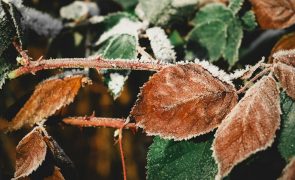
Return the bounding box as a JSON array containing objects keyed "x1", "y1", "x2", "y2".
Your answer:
[
  {"x1": 8, "y1": 56, "x2": 166, "y2": 79},
  {"x1": 63, "y1": 117, "x2": 137, "y2": 130},
  {"x1": 118, "y1": 129, "x2": 127, "y2": 180}
]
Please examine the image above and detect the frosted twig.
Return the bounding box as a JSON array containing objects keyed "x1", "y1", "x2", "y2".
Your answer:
[
  {"x1": 237, "y1": 67, "x2": 272, "y2": 94},
  {"x1": 63, "y1": 117, "x2": 136, "y2": 130},
  {"x1": 8, "y1": 56, "x2": 167, "y2": 79}
]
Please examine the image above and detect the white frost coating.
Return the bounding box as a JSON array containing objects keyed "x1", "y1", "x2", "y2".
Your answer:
[
  {"x1": 146, "y1": 27, "x2": 176, "y2": 63},
  {"x1": 88, "y1": 15, "x2": 105, "y2": 24},
  {"x1": 273, "y1": 49, "x2": 295, "y2": 59},
  {"x1": 21, "y1": 7, "x2": 62, "y2": 37},
  {"x1": 171, "y1": 0, "x2": 198, "y2": 8},
  {"x1": 229, "y1": 65, "x2": 250, "y2": 80},
  {"x1": 0, "y1": 72, "x2": 8, "y2": 90},
  {"x1": 60, "y1": 1, "x2": 99, "y2": 20},
  {"x1": 108, "y1": 73, "x2": 126, "y2": 98},
  {"x1": 3, "y1": 0, "x2": 23, "y2": 7},
  {"x1": 194, "y1": 59, "x2": 234, "y2": 86},
  {"x1": 95, "y1": 18, "x2": 143, "y2": 45}
]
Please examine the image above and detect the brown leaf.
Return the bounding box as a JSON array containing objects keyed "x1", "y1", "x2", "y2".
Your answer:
[
  {"x1": 249, "y1": 0, "x2": 295, "y2": 29},
  {"x1": 10, "y1": 75, "x2": 87, "y2": 131},
  {"x1": 269, "y1": 33, "x2": 295, "y2": 63},
  {"x1": 131, "y1": 64, "x2": 238, "y2": 140},
  {"x1": 14, "y1": 127, "x2": 47, "y2": 179},
  {"x1": 274, "y1": 62, "x2": 295, "y2": 100},
  {"x1": 279, "y1": 157, "x2": 295, "y2": 180},
  {"x1": 273, "y1": 49, "x2": 295, "y2": 67},
  {"x1": 44, "y1": 166, "x2": 65, "y2": 180},
  {"x1": 212, "y1": 76, "x2": 281, "y2": 179}
]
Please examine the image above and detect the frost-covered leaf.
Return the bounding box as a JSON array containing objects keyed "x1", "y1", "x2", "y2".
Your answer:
[
  {"x1": 274, "y1": 62, "x2": 295, "y2": 100},
  {"x1": 278, "y1": 92, "x2": 295, "y2": 161},
  {"x1": 44, "y1": 136, "x2": 76, "y2": 179},
  {"x1": 0, "y1": 0, "x2": 17, "y2": 55},
  {"x1": 20, "y1": 7, "x2": 62, "y2": 38},
  {"x1": 147, "y1": 136, "x2": 217, "y2": 180},
  {"x1": 213, "y1": 76, "x2": 280, "y2": 179},
  {"x1": 228, "y1": 0, "x2": 243, "y2": 15},
  {"x1": 95, "y1": 34, "x2": 137, "y2": 99},
  {"x1": 249, "y1": 0, "x2": 295, "y2": 29},
  {"x1": 241, "y1": 10, "x2": 257, "y2": 31},
  {"x1": 131, "y1": 63, "x2": 237, "y2": 140},
  {"x1": 14, "y1": 127, "x2": 47, "y2": 179},
  {"x1": 279, "y1": 157, "x2": 295, "y2": 180},
  {"x1": 146, "y1": 27, "x2": 176, "y2": 63},
  {"x1": 135, "y1": 0, "x2": 198, "y2": 26},
  {"x1": 273, "y1": 49, "x2": 295, "y2": 67},
  {"x1": 10, "y1": 75, "x2": 87, "y2": 131},
  {"x1": 113, "y1": 0, "x2": 138, "y2": 9},
  {"x1": 0, "y1": 60, "x2": 12, "y2": 90},
  {"x1": 95, "y1": 17, "x2": 142, "y2": 45},
  {"x1": 60, "y1": 1, "x2": 99, "y2": 21},
  {"x1": 188, "y1": 3, "x2": 243, "y2": 66},
  {"x1": 270, "y1": 33, "x2": 295, "y2": 62}
]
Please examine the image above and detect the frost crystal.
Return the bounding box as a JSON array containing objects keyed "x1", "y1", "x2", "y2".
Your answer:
[
  {"x1": 194, "y1": 59, "x2": 233, "y2": 86},
  {"x1": 146, "y1": 27, "x2": 176, "y2": 63},
  {"x1": 108, "y1": 73, "x2": 126, "y2": 98},
  {"x1": 229, "y1": 66, "x2": 250, "y2": 80},
  {"x1": 20, "y1": 7, "x2": 62, "y2": 37},
  {"x1": 95, "y1": 18, "x2": 143, "y2": 45},
  {"x1": 273, "y1": 49, "x2": 295, "y2": 59}
]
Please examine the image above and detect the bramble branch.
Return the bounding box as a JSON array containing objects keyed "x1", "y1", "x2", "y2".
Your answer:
[
  {"x1": 63, "y1": 117, "x2": 137, "y2": 130},
  {"x1": 8, "y1": 56, "x2": 167, "y2": 79}
]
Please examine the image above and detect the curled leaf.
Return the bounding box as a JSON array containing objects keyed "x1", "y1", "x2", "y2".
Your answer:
[
  {"x1": 274, "y1": 62, "x2": 295, "y2": 100},
  {"x1": 10, "y1": 75, "x2": 88, "y2": 131},
  {"x1": 131, "y1": 64, "x2": 238, "y2": 140},
  {"x1": 213, "y1": 76, "x2": 281, "y2": 179},
  {"x1": 249, "y1": 0, "x2": 295, "y2": 29},
  {"x1": 14, "y1": 127, "x2": 47, "y2": 179}
]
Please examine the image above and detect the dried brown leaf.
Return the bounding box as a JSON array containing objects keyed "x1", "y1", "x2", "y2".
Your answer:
[
  {"x1": 274, "y1": 62, "x2": 295, "y2": 100},
  {"x1": 270, "y1": 33, "x2": 295, "y2": 62},
  {"x1": 213, "y1": 76, "x2": 281, "y2": 179},
  {"x1": 249, "y1": 0, "x2": 295, "y2": 29},
  {"x1": 273, "y1": 49, "x2": 295, "y2": 67},
  {"x1": 10, "y1": 75, "x2": 86, "y2": 131},
  {"x1": 44, "y1": 166, "x2": 65, "y2": 180},
  {"x1": 279, "y1": 157, "x2": 295, "y2": 180},
  {"x1": 131, "y1": 64, "x2": 238, "y2": 140},
  {"x1": 14, "y1": 127, "x2": 47, "y2": 179}
]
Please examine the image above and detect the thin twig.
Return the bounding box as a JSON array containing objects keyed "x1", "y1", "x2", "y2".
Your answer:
[
  {"x1": 118, "y1": 128, "x2": 127, "y2": 180},
  {"x1": 237, "y1": 67, "x2": 272, "y2": 94},
  {"x1": 63, "y1": 117, "x2": 137, "y2": 130},
  {"x1": 8, "y1": 56, "x2": 167, "y2": 79}
]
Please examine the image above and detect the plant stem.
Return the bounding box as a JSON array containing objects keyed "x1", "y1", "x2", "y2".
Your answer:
[
  {"x1": 118, "y1": 128, "x2": 127, "y2": 180},
  {"x1": 237, "y1": 67, "x2": 271, "y2": 94},
  {"x1": 63, "y1": 117, "x2": 137, "y2": 130},
  {"x1": 8, "y1": 56, "x2": 166, "y2": 79}
]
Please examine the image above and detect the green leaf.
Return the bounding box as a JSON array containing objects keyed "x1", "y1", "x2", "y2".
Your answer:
[
  {"x1": 278, "y1": 92, "x2": 295, "y2": 161},
  {"x1": 147, "y1": 136, "x2": 217, "y2": 180},
  {"x1": 96, "y1": 34, "x2": 137, "y2": 99},
  {"x1": 228, "y1": 0, "x2": 244, "y2": 15},
  {"x1": 188, "y1": 3, "x2": 244, "y2": 66},
  {"x1": 241, "y1": 10, "x2": 257, "y2": 31},
  {"x1": 136, "y1": 0, "x2": 198, "y2": 26},
  {"x1": 113, "y1": 0, "x2": 138, "y2": 9}
]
